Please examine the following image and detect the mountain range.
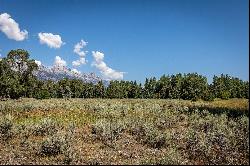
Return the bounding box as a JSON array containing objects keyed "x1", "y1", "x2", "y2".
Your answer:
[{"x1": 33, "y1": 64, "x2": 109, "y2": 85}]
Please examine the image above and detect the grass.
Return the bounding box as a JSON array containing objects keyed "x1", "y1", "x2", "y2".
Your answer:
[{"x1": 0, "y1": 98, "x2": 249, "y2": 165}]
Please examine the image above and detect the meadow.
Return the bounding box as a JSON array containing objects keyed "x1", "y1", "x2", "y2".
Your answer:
[{"x1": 0, "y1": 98, "x2": 249, "y2": 165}]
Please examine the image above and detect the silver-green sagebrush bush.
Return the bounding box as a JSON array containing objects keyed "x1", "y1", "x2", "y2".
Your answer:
[
  {"x1": 39, "y1": 125, "x2": 76, "y2": 159},
  {"x1": 91, "y1": 118, "x2": 126, "y2": 143},
  {"x1": 32, "y1": 118, "x2": 59, "y2": 136},
  {"x1": 0, "y1": 114, "x2": 14, "y2": 141},
  {"x1": 129, "y1": 119, "x2": 167, "y2": 149}
]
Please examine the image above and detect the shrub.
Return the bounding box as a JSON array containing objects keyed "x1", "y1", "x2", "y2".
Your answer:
[
  {"x1": 39, "y1": 128, "x2": 75, "y2": 157},
  {"x1": 32, "y1": 118, "x2": 58, "y2": 136},
  {"x1": 0, "y1": 114, "x2": 14, "y2": 141},
  {"x1": 91, "y1": 118, "x2": 126, "y2": 143},
  {"x1": 129, "y1": 120, "x2": 166, "y2": 149},
  {"x1": 40, "y1": 134, "x2": 64, "y2": 156},
  {"x1": 158, "y1": 147, "x2": 189, "y2": 165},
  {"x1": 143, "y1": 127, "x2": 166, "y2": 149}
]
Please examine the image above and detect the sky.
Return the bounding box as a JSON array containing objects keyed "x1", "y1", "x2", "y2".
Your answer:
[{"x1": 0, "y1": 0, "x2": 249, "y2": 83}]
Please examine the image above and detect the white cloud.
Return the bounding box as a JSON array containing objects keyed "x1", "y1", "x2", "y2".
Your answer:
[
  {"x1": 72, "y1": 68, "x2": 81, "y2": 74},
  {"x1": 72, "y1": 39, "x2": 88, "y2": 67},
  {"x1": 38, "y1": 32, "x2": 64, "y2": 49},
  {"x1": 74, "y1": 39, "x2": 88, "y2": 57},
  {"x1": 92, "y1": 51, "x2": 124, "y2": 80},
  {"x1": 35, "y1": 60, "x2": 42, "y2": 66},
  {"x1": 72, "y1": 60, "x2": 81, "y2": 67},
  {"x1": 53, "y1": 56, "x2": 67, "y2": 70},
  {"x1": 72, "y1": 57, "x2": 86, "y2": 66},
  {"x1": 0, "y1": 13, "x2": 28, "y2": 41},
  {"x1": 92, "y1": 51, "x2": 104, "y2": 62}
]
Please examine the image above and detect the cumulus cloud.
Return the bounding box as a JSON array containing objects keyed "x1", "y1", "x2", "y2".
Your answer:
[
  {"x1": 72, "y1": 57, "x2": 86, "y2": 66},
  {"x1": 74, "y1": 39, "x2": 88, "y2": 57},
  {"x1": 53, "y1": 56, "x2": 67, "y2": 70},
  {"x1": 92, "y1": 51, "x2": 124, "y2": 80},
  {"x1": 35, "y1": 60, "x2": 42, "y2": 66},
  {"x1": 72, "y1": 60, "x2": 81, "y2": 67},
  {"x1": 38, "y1": 32, "x2": 64, "y2": 49},
  {"x1": 0, "y1": 13, "x2": 28, "y2": 41},
  {"x1": 72, "y1": 68, "x2": 81, "y2": 74},
  {"x1": 72, "y1": 39, "x2": 88, "y2": 67}
]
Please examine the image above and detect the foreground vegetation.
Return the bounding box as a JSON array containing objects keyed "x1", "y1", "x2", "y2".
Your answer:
[{"x1": 0, "y1": 98, "x2": 248, "y2": 165}]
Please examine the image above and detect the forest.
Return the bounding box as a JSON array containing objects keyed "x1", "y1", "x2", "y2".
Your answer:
[{"x1": 0, "y1": 49, "x2": 249, "y2": 101}]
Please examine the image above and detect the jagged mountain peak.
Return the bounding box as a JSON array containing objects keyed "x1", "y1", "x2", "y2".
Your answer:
[{"x1": 33, "y1": 64, "x2": 109, "y2": 85}]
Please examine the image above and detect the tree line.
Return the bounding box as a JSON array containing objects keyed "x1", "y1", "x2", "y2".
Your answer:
[{"x1": 0, "y1": 49, "x2": 249, "y2": 101}]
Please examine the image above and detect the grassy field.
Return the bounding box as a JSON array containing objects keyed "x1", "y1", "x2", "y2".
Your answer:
[{"x1": 0, "y1": 98, "x2": 249, "y2": 165}]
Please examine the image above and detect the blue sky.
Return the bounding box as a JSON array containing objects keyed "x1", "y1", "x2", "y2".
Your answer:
[{"x1": 0, "y1": 0, "x2": 249, "y2": 83}]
